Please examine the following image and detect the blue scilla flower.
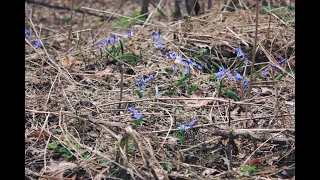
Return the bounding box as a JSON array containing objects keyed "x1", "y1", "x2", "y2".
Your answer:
[
  {"x1": 152, "y1": 30, "x2": 160, "y2": 41},
  {"x1": 215, "y1": 67, "x2": 230, "y2": 80},
  {"x1": 104, "y1": 38, "x2": 111, "y2": 45},
  {"x1": 180, "y1": 60, "x2": 189, "y2": 67},
  {"x1": 263, "y1": 70, "x2": 269, "y2": 77},
  {"x1": 270, "y1": 63, "x2": 277, "y2": 69},
  {"x1": 128, "y1": 108, "x2": 138, "y2": 115},
  {"x1": 136, "y1": 78, "x2": 143, "y2": 85},
  {"x1": 155, "y1": 41, "x2": 163, "y2": 50},
  {"x1": 127, "y1": 29, "x2": 133, "y2": 37},
  {"x1": 185, "y1": 68, "x2": 190, "y2": 74},
  {"x1": 278, "y1": 58, "x2": 287, "y2": 65},
  {"x1": 243, "y1": 80, "x2": 249, "y2": 89},
  {"x1": 177, "y1": 124, "x2": 189, "y2": 131},
  {"x1": 25, "y1": 28, "x2": 30, "y2": 39},
  {"x1": 166, "y1": 51, "x2": 176, "y2": 60},
  {"x1": 33, "y1": 40, "x2": 42, "y2": 48},
  {"x1": 188, "y1": 120, "x2": 198, "y2": 127},
  {"x1": 234, "y1": 70, "x2": 243, "y2": 82},
  {"x1": 172, "y1": 65, "x2": 178, "y2": 71},
  {"x1": 140, "y1": 84, "x2": 146, "y2": 92},
  {"x1": 226, "y1": 71, "x2": 233, "y2": 81},
  {"x1": 236, "y1": 48, "x2": 246, "y2": 58},
  {"x1": 111, "y1": 35, "x2": 117, "y2": 44},
  {"x1": 244, "y1": 58, "x2": 249, "y2": 65},
  {"x1": 157, "y1": 56, "x2": 162, "y2": 61},
  {"x1": 128, "y1": 108, "x2": 144, "y2": 119}
]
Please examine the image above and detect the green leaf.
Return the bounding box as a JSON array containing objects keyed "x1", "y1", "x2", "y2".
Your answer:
[
  {"x1": 253, "y1": 69, "x2": 265, "y2": 79},
  {"x1": 147, "y1": 88, "x2": 152, "y2": 98},
  {"x1": 119, "y1": 40, "x2": 124, "y2": 55},
  {"x1": 135, "y1": 90, "x2": 143, "y2": 98},
  {"x1": 175, "y1": 73, "x2": 192, "y2": 87},
  {"x1": 211, "y1": 61, "x2": 220, "y2": 69},
  {"x1": 276, "y1": 72, "x2": 287, "y2": 80},
  {"x1": 187, "y1": 84, "x2": 198, "y2": 95},
  {"x1": 223, "y1": 89, "x2": 240, "y2": 101},
  {"x1": 115, "y1": 54, "x2": 139, "y2": 61}
]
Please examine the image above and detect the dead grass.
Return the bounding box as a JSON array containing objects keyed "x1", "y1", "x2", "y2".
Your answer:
[{"x1": 25, "y1": 1, "x2": 295, "y2": 179}]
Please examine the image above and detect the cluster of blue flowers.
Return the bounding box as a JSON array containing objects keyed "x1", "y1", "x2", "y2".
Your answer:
[
  {"x1": 152, "y1": 30, "x2": 163, "y2": 51},
  {"x1": 236, "y1": 48, "x2": 246, "y2": 58},
  {"x1": 97, "y1": 35, "x2": 118, "y2": 51},
  {"x1": 165, "y1": 51, "x2": 202, "y2": 74},
  {"x1": 263, "y1": 70, "x2": 269, "y2": 77},
  {"x1": 25, "y1": 28, "x2": 42, "y2": 49},
  {"x1": 151, "y1": 30, "x2": 202, "y2": 74},
  {"x1": 25, "y1": 28, "x2": 30, "y2": 39},
  {"x1": 177, "y1": 120, "x2": 198, "y2": 131},
  {"x1": 215, "y1": 67, "x2": 233, "y2": 81},
  {"x1": 136, "y1": 74, "x2": 156, "y2": 93},
  {"x1": 270, "y1": 58, "x2": 288, "y2": 69},
  {"x1": 128, "y1": 108, "x2": 144, "y2": 119}
]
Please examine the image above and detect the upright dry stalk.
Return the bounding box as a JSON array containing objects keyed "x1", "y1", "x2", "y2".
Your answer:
[
  {"x1": 66, "y1": 0, "x2": 74, "y2": 52},
  {"x1": 245, "y1": 0, "x2": 259, "y2": 117}
]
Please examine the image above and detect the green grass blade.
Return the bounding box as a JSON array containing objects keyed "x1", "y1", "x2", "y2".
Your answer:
[{"x1": 175, "y1": 73, "x2": 192, "y2": 87}]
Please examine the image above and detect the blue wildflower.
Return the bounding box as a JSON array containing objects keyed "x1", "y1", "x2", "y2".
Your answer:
[
  {"x1": 234, "y1": 70, "x2": 243, "y2": 82},
  {"x1": 157, "y1": 56, "x2": 162, "y2": 61},
  {"x1": 128, "y1": 108, "x2": 137, "y2": 114},
  {"x1": 151, "y1": 30, "x2": 160, "y2": 41},
  {"x1": 150, "y1": 75, "x2": 156, "y2": 80},
  {"x1": 128, "y1": 108, "x2": 144, "y2": 119},
  {"x1": 166, "y1": 51, "x2": 176, "y2": 60},
  {"x1": 196, "y1": 64, "x2": 203, "y2": 70},
  {"x1": 177, "y1": 124, "x2": 189, "y2": 131},
  {"x1": 270, "y1": 63, "x2": 277, "y2": 69},
  {"x1": 104, "y1": 38, "x2": 111, "y2": 45},
  {"x1": 226, "y1": 71, "x2": 233, "y2": 81},
  {"x1": 185, "y1": 68, "x2": 190, "y2": 74},
  {"x1": 111, "y1": 35, "x2": 117, "y2": 44},
  {"x1": 180, "y1": 60, "x2": 189, "y2": 67},
  {"x1": 263, "y1": 70, "x2": 269, "y2": 77},
  {"x1": 25, "y1": 28, "x2": 30, "y2": 39},
  {"x1": 33, "y1": 40, "x2": 42, "y2": 48},
  {"x1": 155, "y1": 41, "x2": 163, "y2": 50},
  {"x1": 140, "y1": 84, "x2": 146, "y2": 92},
  {"x1": 127, "y1": 29, "x2": 133, "y2": 37},
  {"x1": 278, "y1": 58, "x2": 287, "y2": 65},
  {"x1": 243, "y1": 80, "x2": 249, "y2": 89},
  {"x1": 172, "y1": 65, "x2": 178, "y2": 71},
  {"x1": 236, "y1": 48, "x2": 246, "y2": 58},
  {"x1": 244, "y1": 58, "x2": 249, "y2": 65},
  {"x1": 188, "y1": 120, "x2": 198, "y2": 127},
  {"x1": 136, "y1": 78, "x2": 143, "y2": 85},
  {"x1": 215, "y1": 67, "x2": 232, "y2": 81},
  {"x1": 215, "y1": 71, "x2": 224, "y2": 80}
]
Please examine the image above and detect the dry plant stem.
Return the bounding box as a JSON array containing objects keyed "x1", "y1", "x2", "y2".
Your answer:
[
  {"x1": 242, "y1": 129, "x2": 287, "y2": 165},
  {"x1": 245, "y1": 0, "x2": 259, "y2": 117},
  {"x1": 136, "y1": 0, "x2": 163, "y2": 37},
  {"x1": 66, "y1": 0, "x2": 74, "y2": 52},
  {"x1": 155, "y1": 107, "x2": 173, "y2": 155},
  {"x1": 178, "y1": 137, "x2": 221, "y2": 152},
  {"x1": 119, "y1": 64, "x2": 124, "y2": 109},
  {"x1": 144, "y1": 113, "x2": 294, "y2": 134}
]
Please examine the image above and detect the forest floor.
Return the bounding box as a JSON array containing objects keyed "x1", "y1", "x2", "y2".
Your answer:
[{"x1": 25, "y1": 0, "x2": 295, "y2": 179}]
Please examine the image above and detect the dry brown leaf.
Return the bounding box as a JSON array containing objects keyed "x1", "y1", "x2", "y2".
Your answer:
[
  {"x1": 96, "y1": 67, "x2": 113, "y2": 75},
  {"x1": 185, "y1": 94, "x2": 214, "y2": 107},
  {"x1": 45, "y1": 159, "x2": 77, "y2": 178},
  {"x1": 260, "y1": 87, "x2": 273, "y2": 96},
  {"x1": 61, "y1": 55, "x2": 81, "y2": 68},
  {"x1": 201, "y1": 168, "x2": 218, "y2": 176}
]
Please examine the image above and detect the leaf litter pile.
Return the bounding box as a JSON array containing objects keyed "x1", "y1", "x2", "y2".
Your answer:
[{"x1": 25, "y1": 1, "x2": 295, "y2": 179}]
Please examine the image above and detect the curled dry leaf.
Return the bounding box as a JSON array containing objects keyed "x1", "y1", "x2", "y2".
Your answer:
[
  {"x1": 61, "y1": 54, "x2": 81, "y2": 68},
  {"x1": 201, "y1": 168, "x2": 218, "y2": 176},
  {"x1": 260, "y1": 87, "x2": 274, "y2": 96},
  {"x1": 45, "y1": 160, "x2": 77, "y2": 179},
  {"x1": 185, "y1": 94, "x2": 214, "y2": 107},
  {"x1": 96, "y1": 67, "x2": 113, "y2": 75}
]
